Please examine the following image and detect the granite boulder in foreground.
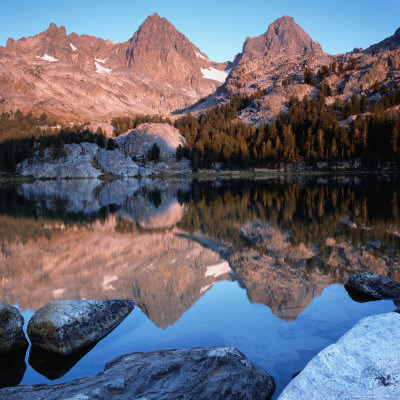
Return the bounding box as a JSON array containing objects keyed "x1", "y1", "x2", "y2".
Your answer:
[
  {"x1": 345, "y1": 271, "x2": 400, "y2": 301},
  {"x1": 0, "y1": 346, "x2": 275, "y2": 400},
  {"x1": 278, "y1": 312, "x2": 400, "y2": 399},
  {"x1": 0, "y1": 302, "x2": 28, "y2": 354},
  {"x1": 27, "y1": 299, "x2": 135, "y2": 355}
]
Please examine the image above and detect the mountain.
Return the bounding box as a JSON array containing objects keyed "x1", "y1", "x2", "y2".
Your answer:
[
  {"x1": 185, "y1": 17, "x2": 400, "y2": 126},
  {"x1": 236, "y1": 16, "x2": 322, "y2": 64},
  {"x1": 0, "y1": 14, "x2": 230, "y2": 121},
  {"x1": 125, "y1": 14, "x2": 229, "y2": 88},
  {"x1": 1, "y1": 15, "x2": 399, "y2": 125}
]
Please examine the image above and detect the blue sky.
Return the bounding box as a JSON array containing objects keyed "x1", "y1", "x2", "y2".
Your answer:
[{"x1": 1, "y1": 0, "x2": 399, "y2": 62}]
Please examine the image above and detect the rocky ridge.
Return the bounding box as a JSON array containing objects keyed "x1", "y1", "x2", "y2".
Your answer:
[{"x1": 0, "y1": 14, "x2": 229, "y2": 120}]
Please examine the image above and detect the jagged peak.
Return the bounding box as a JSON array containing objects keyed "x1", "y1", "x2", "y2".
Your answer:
[
  {"x1": 137, "y1": 13, "x2": 175, "y2": 32},
  {"x1": 239, "y1": 15, "x2": 323, "y2": 62},
  {"x1": 270, "y1": 15, "x2": 295, "y2": 26},
  {"x1": 46, "y1": 22, "x2": 66, "y2": 37}
]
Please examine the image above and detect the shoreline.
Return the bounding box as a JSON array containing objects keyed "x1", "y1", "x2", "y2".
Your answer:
[{"x1": 1, "y1": 167, "x2": 400, "y2": 183}]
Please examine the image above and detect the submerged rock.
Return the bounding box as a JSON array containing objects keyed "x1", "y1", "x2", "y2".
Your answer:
[
  {"x1": 0, "y1": 302, "x2": 28, "y2": 354},
  {"x1": 278, "y1": 312, "x2": 400, "y2": 400},
  {"x1": 0, "y1": 346, "x2": 275, "y2": 399},
  {"x1": 27, "y1": 299, "x2": 135, "y2": 355},
  {"x1": 345, "y1": 271, "x2": 400, "y2": 301}
]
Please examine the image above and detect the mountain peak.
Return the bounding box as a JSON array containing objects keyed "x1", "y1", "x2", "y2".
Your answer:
[
  {"x1": 46, "y1": 22, "x2": 66, "y2": 37},
  {"x1": 239, "y1": 16, "x2": 323, "y2": 62},
  {"x1": 138, "y1": 13, "x2": 174, "y2": 33}
]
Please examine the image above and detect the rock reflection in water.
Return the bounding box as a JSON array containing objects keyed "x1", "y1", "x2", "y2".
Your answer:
[
  {"x1": 0, "y1": 179, "x2": 233, "y2": 328},
  {"x1": 0, "y1": 348, "x2": 27, "y2": 388},
  {"x1": 28, "y1": 344, "x2": 95, "y2": 380},
  {"x1": 0, "y1": 175, "x2": 399, "y2": 326}
]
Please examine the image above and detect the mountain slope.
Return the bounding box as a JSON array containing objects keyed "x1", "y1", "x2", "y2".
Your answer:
[{"x1": 0, "y1": 15, "x2": 230, "y2": 121}]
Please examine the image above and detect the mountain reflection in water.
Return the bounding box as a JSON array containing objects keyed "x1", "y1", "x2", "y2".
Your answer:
[{"x1": 0, "y1": 175, "x2": 399, "y2": 397}]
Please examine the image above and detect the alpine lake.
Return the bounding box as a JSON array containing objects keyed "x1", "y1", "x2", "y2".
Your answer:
[{"x1": 0, "y1": 173, "x2": 399, "y2": 398}]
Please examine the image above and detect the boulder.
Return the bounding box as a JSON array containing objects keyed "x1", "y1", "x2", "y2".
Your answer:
[
  {"x1": 97, "y1": 149, "x2": 139, "y2": 177},
  {"x1": 27, "y1": 299, "x2": 135, "y2": 355},
  {"x1": 116, "y1": 123, "x2": 185, "y2": 160},
  {"x1": 345, "y1": 271, "x2": 400, "y2": 301},
  {"x1": 278, "y1": 312, "x2": 400, "y2": 400},
  {"x1": 0, "y1": 346, "x2": 275, "y2": 399},
  {"x1": 0, "y1": 302, "x2": 28, "y2": 353}
]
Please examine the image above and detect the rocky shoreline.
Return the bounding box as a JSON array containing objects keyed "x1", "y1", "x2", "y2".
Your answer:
[{"x1": 1, "y1": 272, "x2": 400, "y2": 399}]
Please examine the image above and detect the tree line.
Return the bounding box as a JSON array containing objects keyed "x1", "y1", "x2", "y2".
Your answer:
[
  {"x1": 173, "y1": 87, "x2": 400, "y2": 169},
  {"x1": 0, "y1": 84, "x2": 399, "y2": 172}
]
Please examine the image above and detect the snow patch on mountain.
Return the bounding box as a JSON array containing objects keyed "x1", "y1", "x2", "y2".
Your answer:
[
  {"x1": 195, "y1": 50, "x2": 208, "y2": 60},
  {"x1": 205, "y1": 261, "x2": 231, "y2": 277},
  {"x1": 70, "y1": 43, "x2": 77, "y2": 51},
  {"x1": 201, "y1": 67, "x2": 229, "y2": 83},
  {"x1": 94, "y1": 57, "x2": 109, "y2": 64},
  {"x1": 36, "y1": 53, "x2": 59, "y2": 62},
  {"x1": 95, "y1": 62, "x2": 112, "y2": 74}
]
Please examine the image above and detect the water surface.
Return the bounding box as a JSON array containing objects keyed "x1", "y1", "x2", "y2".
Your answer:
[{"x1": 0, "y1": 175, "x2": 399, "y2": 397}]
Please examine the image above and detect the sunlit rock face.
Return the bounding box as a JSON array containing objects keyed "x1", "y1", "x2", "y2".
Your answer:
[
  {"x1": 116, "y1": 123, "x2": 186, "y2": 160},
  {"x1": 0, "y1": 15, "x2": 230, "y2": 120}
]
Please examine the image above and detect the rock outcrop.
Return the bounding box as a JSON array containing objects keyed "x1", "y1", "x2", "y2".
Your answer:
[
  {"x1": 16, "y1": 142, "x2": 146, "y2": 178},
  {"x1": 278, "y1": 312, "x2": 400, "y2": 399},
  {"x1": 345, "y1": 271, "x2": 400, "y2": 301},
  {"x1": 0, "y1": 302, "x2": 28, "y2": 353},
  {"x1": 27, "y1": 299, "x2": 135, "y2": 355},
  {"x1": 0, "y1": 347, "x2": 275, "y2": 400},
  {"x1": 97, "y1": 149, "x2": 139, "y2": 176},
  {"x1": 15, "y1": 135, "x2": 190, "y2": 178},
  {"x1": 16, "y1": 142, "x2": 103, "y2": 179},
  {"x1": 116, "y1": 122, "x2": 185, "y2": 160}
]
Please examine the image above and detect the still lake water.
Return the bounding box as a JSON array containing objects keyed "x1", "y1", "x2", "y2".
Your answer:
[{"x1": 0, "y1": 175, "x2": 399, "y2": 397}]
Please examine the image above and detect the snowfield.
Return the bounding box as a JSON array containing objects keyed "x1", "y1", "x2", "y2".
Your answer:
[
  {"x1": 195, "y1": 50, "x2": 208, "y2": 60},
  {"x1": 94, "y1": 57, "x2": 109, "y2": 64},
  {"x1": 70, "y1": 43, "x2": 77, "y2": 51},
  {"x1": 95, "y1": 61, "x2": 112, "y2": 74},
  {"x1": 36, "y1": 53, "x2": 59, "y2": 62},
  {"x1": 200, "y1": 67, "x2": 229, "y2": 83}
]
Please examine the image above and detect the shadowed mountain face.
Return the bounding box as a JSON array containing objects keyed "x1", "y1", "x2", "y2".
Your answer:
[
  {"x1": 0, "y1": 176, "x2": 399, "y2": 325},
  {"x1": 0, "y1": 14, "x2": 229, "y2": 120}
]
